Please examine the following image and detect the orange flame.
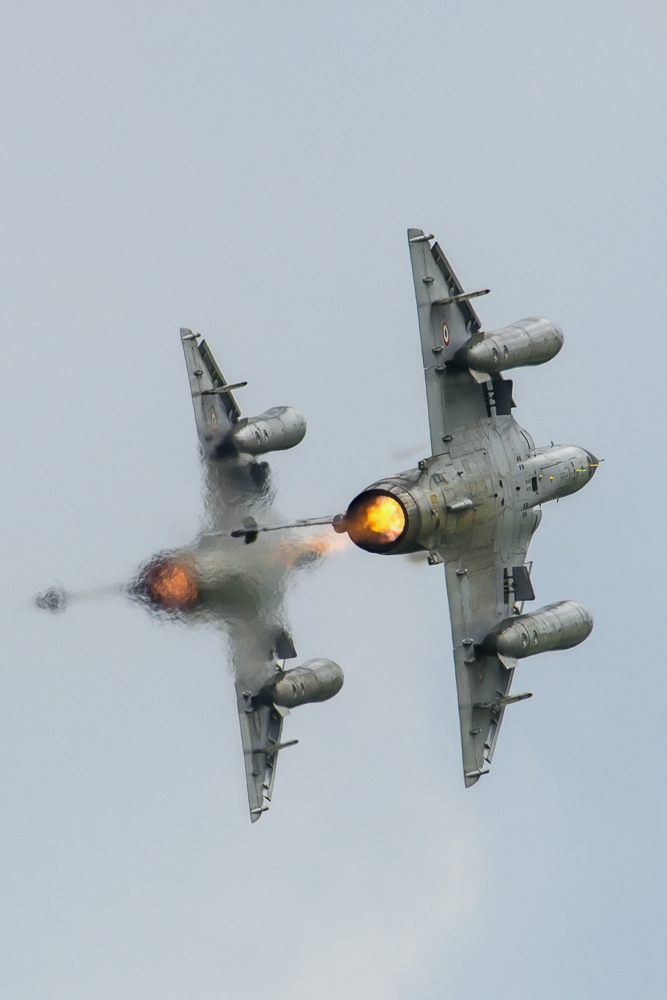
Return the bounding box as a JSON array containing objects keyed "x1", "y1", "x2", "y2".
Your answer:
[
  {"x1": 144, "y1": 559, "x2": 199, "y2": 610},
  {"x1": 278, "y1": 530, "x2": 351, "y2": 568},
  {"x1": 348, "y1": 495, "x2": 406, "y2": 547}
]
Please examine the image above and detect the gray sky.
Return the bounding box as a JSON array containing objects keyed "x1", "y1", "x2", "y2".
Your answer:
[{"x1": 1, "y1": 2, "x2": 666, "y2": 997}]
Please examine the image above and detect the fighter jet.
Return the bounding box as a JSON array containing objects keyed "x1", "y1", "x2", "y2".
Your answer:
[
  {"x1": 236, "y1": 230, "x2": 597, "y2": 787},
  {"x1": 38, "y1": 330, "x2": 344, "y2": 823},
  {"x1": 158, "y1": 331, "x2": 347, "y2": 819}
]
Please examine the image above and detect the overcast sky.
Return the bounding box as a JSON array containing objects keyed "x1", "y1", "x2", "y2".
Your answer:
[{"x1": 1, "y1": 2, "x2": 666, "y2": 998}]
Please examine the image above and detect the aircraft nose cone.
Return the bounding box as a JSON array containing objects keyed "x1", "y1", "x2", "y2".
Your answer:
[{"x1": 586, "y1": 451, "x2": 599, "y2": 478}]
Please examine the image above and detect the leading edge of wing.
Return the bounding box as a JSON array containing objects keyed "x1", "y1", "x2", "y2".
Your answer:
[
  {"x1": 443, "y1": 530, "x2": 537, "y2": 787},
  {"x1": 180, "y1": 328, "x2": 242, "y2": 454},
  {"x1": 406, "y1": 229, "x2": 483, "y2": 364},
  {"x1": 236, "y1": 685, "x2": 289, "y2": 822},
  {"x1": 406, "y1": 232, "x2": 491, "y2": 452},
  {"x1": 407, "y1": 229, "x2": 484, "y2": 335},
  {"x1": 232, "y1": 625, "x2": 300, "y2": 822},
  {"x1": 453, "y1": 645, "x2": 519, "y2": 787}
]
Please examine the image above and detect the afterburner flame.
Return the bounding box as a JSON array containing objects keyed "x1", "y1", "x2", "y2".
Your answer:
[
  {"x1": 348, "y1": 494, "x2": 406, "y2": 547},
  {"x1": 144, "y1": 559, "x2": 199, "y2": 610}
]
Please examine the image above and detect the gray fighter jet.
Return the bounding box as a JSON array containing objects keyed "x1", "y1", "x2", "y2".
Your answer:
[
  {"x1": 39, "y1": 330, "x2": 343, "y2": 822},
  {"x1": 238, "y1": 229, "x2": 597, "y2": 787},
  {"x1": 39, "y1": 231, "x2": 597, "y2": 803},
  {"x1": 174, "y1": 333, "x2": 347, "y2": 819},
  {"x1": 154, "y1": 332, "x2": 344, "y2": 820},
  {"x1": 345, "y1": 230, "x2": 596, "y2": 784}
]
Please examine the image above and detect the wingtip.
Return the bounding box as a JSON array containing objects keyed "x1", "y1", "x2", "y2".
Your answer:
[{"x1": 407, "y1": 228, "x2": 434, "y2": 244}]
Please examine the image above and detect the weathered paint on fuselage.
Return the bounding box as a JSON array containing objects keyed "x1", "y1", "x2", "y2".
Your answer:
[{"x1": 356, "y1": 414, "x2": 596, "y2": 563}]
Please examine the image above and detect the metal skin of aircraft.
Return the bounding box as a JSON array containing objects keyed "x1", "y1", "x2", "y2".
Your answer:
[
  {"x1": 37, "y1": 329, "x2": 345, "y2": 823},
  {"x1": 144, "y1": 331, "x2": 345, "y2": 822},
  {"x1": 341, "y1": 229, "x2": 597, "y2": 785},
  {"x1": 37, "y1": 229, "x2": 597, "y2": 808},
  {"x1": 236, "y1": 229, "x2": 598, "y2": 788}
]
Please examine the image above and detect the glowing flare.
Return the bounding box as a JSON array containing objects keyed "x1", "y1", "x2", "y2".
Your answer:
[
  {"x1": 365, "y1": 496, "x2": 405, "y2": 537},
  {"x1": 348, "y1": 495, "x2": 406, "y2": 547},
  {"x1": 145, "y1": 560, "x2": 199, "y2": 610}
]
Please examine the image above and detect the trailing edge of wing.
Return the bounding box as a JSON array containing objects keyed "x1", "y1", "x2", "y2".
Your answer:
[
  {"x1": 454, "y1": 646, "x2": 517, "y2": 787},
  {"x1": 180, "y1": 328, "x2": 242, "y2": 453},
  {"x1": 237, "y1": 686, "x2": 289, "y2": 822}
]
